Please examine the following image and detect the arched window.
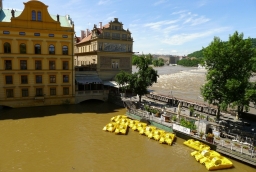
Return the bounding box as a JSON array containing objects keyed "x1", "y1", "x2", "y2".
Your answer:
[
  {"x1": 20, "y1": 43, "x2": 26, "y2": 54},
  {"x1": 62, "y1": 45, "x2": 68, "y2": 55},
  {"x1": 4, "y1": 42, "x2": 11, "y2": 53},
  {"x1": 37, "y1": 11, "x2": 41, "y2": 21},
  {"x1": 32, "y1": 10, "x2": 36, "y2": 21},
  {"x1": 49, "y1": 45, "x2": 55, "y2": 54},
  {"x1": 35, "y1": 44, "x2": 41, "y2": 54}
]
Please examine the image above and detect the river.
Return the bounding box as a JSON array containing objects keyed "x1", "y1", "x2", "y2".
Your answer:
[{"x1": 0, "y1": 66, "x2": 255, "y2": 172}]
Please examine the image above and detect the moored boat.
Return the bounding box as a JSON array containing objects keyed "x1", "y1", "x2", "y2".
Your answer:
[
  {"x1": 183, "y1": 139, "x2": 210, "y2": 151},
  {"x1": 114, "y1": 123, "x2": 128, "y2": 135},
  {"x1": 129, "y1": 120, "x2": 139, "y2": 128},
  {"x1": 103, "y1": 122, "x2": 117, "y2": 132},
  {"x1": 111, "y1": 115, "x2": 127, "y2": 122},
  {"x1": 204, "y1": 156, "x2": 233, "y2": 171},
  {"x1": 191, "y1": 149, "x2": 220, "y2": 162},
  {"x1": 144, "y1": 126, "x2": 157, "y2": 137},
  {"x1": 159, "y1": 133, "x2": 176, "y2": 145},
  {"x1": 152, "y1": 129, "x2": 165, "y2": 141}
]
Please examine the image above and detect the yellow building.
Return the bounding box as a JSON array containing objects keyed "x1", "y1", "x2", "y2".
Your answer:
[
  {"x1": 0, "y1": 0, "x2": 75, "y2": 108},
  {"x1": 74, "y1": 18, "x2": 133, "y2": 103}
]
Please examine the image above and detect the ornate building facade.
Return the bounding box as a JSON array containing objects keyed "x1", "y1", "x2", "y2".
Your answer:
[
  {"x1": 0, "y1": 0, "x2": 75, "y2": 108},
  {"x1": 74, "y1": 18, "x2": 133, "y2": 103}
]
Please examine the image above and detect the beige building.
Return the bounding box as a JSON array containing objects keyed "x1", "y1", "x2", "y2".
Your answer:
[
  {"x1": 74, "y1": 18, "x2": 133, "y2": 103},
  {"x1": 0, "y1": 0, "x2": 75, "y2": 108}
]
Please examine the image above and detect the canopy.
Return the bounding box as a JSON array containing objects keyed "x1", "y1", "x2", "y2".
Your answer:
[
  {"x1": 75, "y1": 76, "x2": 102, "y2": 84},
  {"x1": 103, "y1": 81, "x2": 128, "y2": 88}
]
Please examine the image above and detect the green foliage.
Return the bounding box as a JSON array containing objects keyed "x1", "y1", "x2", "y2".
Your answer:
[
  {"x1": 144, "y1": 105, "x2": 160, "y2": 114},
  {"x1": 187, "y1": 50, "x2": 204, "y2": 58},
  {"x1": 177, "y1": 58, "x2": 202, "y2": 67},
  {"x1": 116, "y1": 55, "x2": 159, "y2": 102},
  {"x1": 152, "y1": 58, "x2": 165, "y2": 67},
  {"x1": 132, "y1": 54, "x2": 153, "y2": 65},
  {"x1": 180, "y1": 118, "x2": 197, "y2": 130},
  {"x1": 201, "y1": 31, "x2": 256, "y2": 119}
]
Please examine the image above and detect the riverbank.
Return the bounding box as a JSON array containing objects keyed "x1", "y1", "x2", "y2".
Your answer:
[{"x1": 121, "y1": 94, "x2": 256, "y2": 167}]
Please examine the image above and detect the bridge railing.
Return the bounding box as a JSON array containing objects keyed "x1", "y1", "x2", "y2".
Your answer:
[{"x1": 75, "y1": 90, "x2": 108, "y2": 96}]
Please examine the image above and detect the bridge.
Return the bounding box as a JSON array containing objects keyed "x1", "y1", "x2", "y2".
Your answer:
[{"x1": 75, "y1": 90, "x2": 109, "y2": 104}]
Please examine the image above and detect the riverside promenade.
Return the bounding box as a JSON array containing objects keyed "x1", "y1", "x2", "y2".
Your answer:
[{"x1": 121, "y1": 93, "x2": 256, "y2": 167}]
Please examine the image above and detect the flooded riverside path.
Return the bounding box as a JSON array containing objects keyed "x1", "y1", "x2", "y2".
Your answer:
[{"x1": 0, "y1": 101, "x2": 255, "y2": 172}]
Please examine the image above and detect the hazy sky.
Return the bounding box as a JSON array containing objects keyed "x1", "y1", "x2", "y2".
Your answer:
[{"x1": 5, "y1": 0, "x2": 256, "y2": 55}]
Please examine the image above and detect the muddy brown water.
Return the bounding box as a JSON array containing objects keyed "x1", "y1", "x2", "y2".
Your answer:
[{"x1": 0, "y1": 100, "x2": 255, "y2": 172}]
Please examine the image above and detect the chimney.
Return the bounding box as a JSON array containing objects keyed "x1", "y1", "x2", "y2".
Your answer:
[
  {"x1": 81, "y1": 30, "x2": 85, "y2": 39},
  {"x1": 86, "y1": 29, "x2": 89, "y2": 37},
  {"x1": 0, "y1": 0, "x2": 2, "y2": 10},
  {"x1": 99, "y1": 22, "x2": 102, "y2": 29}
]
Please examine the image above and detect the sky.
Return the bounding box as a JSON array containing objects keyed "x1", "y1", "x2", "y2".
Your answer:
[{"x1": 5, "y1": 0, "x2": 256, "y2": 56}]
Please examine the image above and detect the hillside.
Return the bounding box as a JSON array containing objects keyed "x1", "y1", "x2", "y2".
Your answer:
[{"x1": 187, "y1": 38, "x2": 256, "y2": 58}]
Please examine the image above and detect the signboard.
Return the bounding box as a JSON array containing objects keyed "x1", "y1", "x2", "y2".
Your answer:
[{"x1": 173, "y1": 123, "x2": 190, "y2": 135}]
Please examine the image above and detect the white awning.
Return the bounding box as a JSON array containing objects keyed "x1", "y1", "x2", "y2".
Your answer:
[
  {"x1": 103, "y1": 81, "x2": 128, "y2": 88},
  {"x1": 75, "y1": 76, "x2": 102, "y2": 84}
]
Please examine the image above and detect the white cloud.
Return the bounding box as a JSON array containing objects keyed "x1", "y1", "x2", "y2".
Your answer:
[
  {"x1": 98, "y1": 0, "x2": 111, "y2": 5},
  {"x1": 153, "y1": 0, "x2": 168, "y2": 6},
  {"x1": 162, "y1": 27, "x2": 230, "y2": 45},
  {"x1": 172, "y1": 10, "x2": 187, "y2": 15},
  {"x1": 144, "y1": 19, "x2": 179, "y2": 30}
]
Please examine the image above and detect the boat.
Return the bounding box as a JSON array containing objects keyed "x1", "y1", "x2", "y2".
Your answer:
[
  {"x1": 191, "y1": 149, "x2": 220, "y2": 162},
  {"x1": 159, "y1": 133, "x2": 175, "y2": 145},
  {"x1": 129, "y1": 120, "x2": 140, "y2": 128},
  {"x1": 204, "y1": 156, "x2": 233, "y2": 170},
  {"x1": 139, "y1": 126, "x2": 147, "y2": 135},
  {"x1": 116, "y1": 118, "x2": 130, "y2": 125},
  {"x1": 137, "y1": 122, "x2": 147, "y2": 131},
  {"x1": 144, "y1": 126, "x2": 157, "y2": 136},
  {"x1": 111, "y1": 115, "x2": 127, "y2": 122},
  {"x1": 183, "y1": 139, "x2": 210, "y2": 151},
  {"x1": 114, "y1": 123, "x2": 128, "y2": 135},
  {"x1": 103, "y1": 122, "x2": 117, "y2": 132},
  {"x1": 151, "y1": 129, "x2": 165, "y2": 141},
  {"x1": 132, "y1": 122, "x2": 147, "y2": 132}
]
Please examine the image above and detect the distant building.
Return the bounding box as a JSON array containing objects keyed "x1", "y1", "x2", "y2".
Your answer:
[
  {"x1": 0, "y1": 0, "x2": 75, "y2": 108},
  {"x1": 152, "y1": 55, "x2": 185, "y2": 64}
]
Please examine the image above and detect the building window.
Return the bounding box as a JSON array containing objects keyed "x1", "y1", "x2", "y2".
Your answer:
[
  {"x1": 50, "y1": 88, "x2": 56, "y2": 96},
  {"x1": 104, "y1": 32, "x2": 110, "y2": 38},
  {"x1": 32, "y1": 10, "x2": 36, "y2": 21},
  {"x1": 3, "y1": 31, "x2": 10, "y2": 34},
  {"x1": 35, "y1": 88, "x2": 43, "y2": 96},
  {"x1": 20, "y1": 43, "x2": 26, "y2": 54},
  {"x1": 37, "y1": 11, "x2": 41, "y2": 21},
  {"x1": 6, "y1": 89, "x2": 14, "y2": 98},
  {"x1": 62, "y1": 35, "x2": 68, "y2": 38},
  {"x1": 63, "y1": 75, "x2": 69, "y2": 83},
  {"x1": 21, "y1": 75, "x2": 28, "y2": 84},
  {"x1": 111, "y1": 60, "x2": 119, "y2": 69},
  {"x1": 62, "y1": 45, "x2": 68, "y2": 55},
  {"x1": 122, "y1": 34, "x2": 127, "y2": 39},
  {"x1": 49, "y1": 61, "x2": 55, "y2": 70},
  {"x1": 49, "y1": 34, "x2": 54, "y2": 37},
  {"x1": 112, "y1": 33, "x2": 120, "y2": 39},
  {"x1": 63, "y1": 61, "x2": 69, "y2": 70},
  {"x1": 34, "y1": 33, "x2": 40, "y2": 36},
  {"x1": 19, "y1": 32, "x2": 25, "y2": 35},
  {"x1": 5, "y1": 60, "x2": 12, "y2": 70},
  {"x1": 22, "y1": 88, "x2": 29, "y2": 97},
  {"x1": 35, "y1": 44, "x2": 41, "y2": 54},
  {"x1": 35, "y1": 60, "x2": 42, "y2": 70},
  {"x1": 5, "y1": 76, "x2": 13, "y2": 84},
  {"x1": 4, "y1": 42, "x2": 11, "y2": 53},
  {"x1": 49, "y1": 75, "x2": 56, "y2": 83},
  {"x1": 63, "y1": 87, "x2": 69, "y2": 95},
  {"x1": 49, "y1": 45, "x2": 55, "y2": 54},
  {"x1": 20, "y1": 60, "x2": 27, "y2": 70},
  {"x1": 36, "y1": 75, "x2": 42, "y2": 83}
]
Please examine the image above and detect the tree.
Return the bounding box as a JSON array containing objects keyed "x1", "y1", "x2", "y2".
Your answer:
[
  {"x1": 115, "y1": 55, "x2": 158, "y2": 102},
  {"x1": 201, "y1": 31, "x2": 256, "y2": 119}
]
